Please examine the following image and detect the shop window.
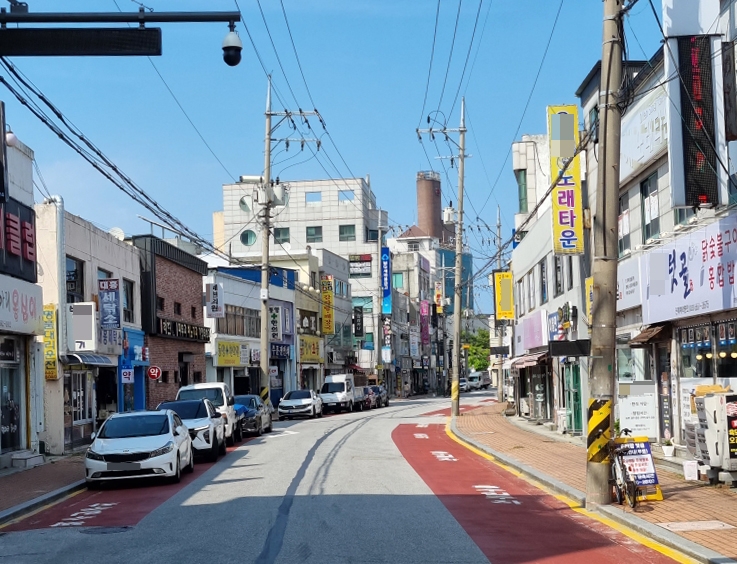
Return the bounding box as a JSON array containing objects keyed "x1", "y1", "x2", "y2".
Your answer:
[
  {"x1": 66, "y1": 256, "x2": 85, "y2": 303},
  {"x1": 72, "y1": 371, "x2": 93, "y2": 423},
  {"x1": 194, "y1": 371, "x2": 203, "y2": 383},
  {"x1": 0, "y1": 364, "x2": 22, "y2": 452},
  {"x1": 679, "y1": 326, "x2": 714, "y2": 378},
  {"x1": 123, "y1": 279, "x2": 134, "y2": 323}
]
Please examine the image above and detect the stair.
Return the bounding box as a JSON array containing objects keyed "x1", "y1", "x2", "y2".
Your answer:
[{"x1": 10, "y1": 451, "x2": 45, "y2": 469}]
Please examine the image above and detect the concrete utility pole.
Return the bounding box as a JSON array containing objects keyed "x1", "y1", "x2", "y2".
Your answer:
[
  {"x1": 494, "y1": 205, "x2": 505, "y2": 402},
  {"x1": 259, "y1": 78, "x2": 274, "y2": 409},
  {"x1": 587, "y1": 0, "x2": 624, "y2": 507}
]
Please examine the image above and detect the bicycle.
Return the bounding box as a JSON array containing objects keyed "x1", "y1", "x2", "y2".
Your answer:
[{"x1": 610, "y1": 427, "x2": 639, "y2": 508}]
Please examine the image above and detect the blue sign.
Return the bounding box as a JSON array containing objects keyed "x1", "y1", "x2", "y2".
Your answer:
[
  {"x1": 619, "y1": 440, "x2": 659, "y2": 487},
  {"x1": 381, "y1": 246, "x2": 392, "y2": 315},
  {"x1": 547, "y1": 312, "x2": 559, "y2": 343},
  {"x1": 98, "y1": 278, "x2": 121, "y2": 330}
]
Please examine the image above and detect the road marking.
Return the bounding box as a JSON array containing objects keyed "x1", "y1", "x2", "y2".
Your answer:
[
  {"x1": 430, "y1": 451, "x2": 457, "y2": 461},
  {"x1": 50, "y1": 502, "x2": 118, "y2": 527},
  {"x1": 268, "y1": 430, "x2": 299, "y2": 438},
  {"x1": 473, "y1": 485, "x2": 521, "y2": 505},
  {"x1": 414, "y1": 433, "x2": 429, "y2": 439},
  {"x1": 0, "y1": 488, "x2": 87, "y2": 530},
  {"x1": 445, "y1": 423, "x2": 699, "y2": 564},
  {"x1": 416, "y1": 424, "x2": 429, "y2": 428}
]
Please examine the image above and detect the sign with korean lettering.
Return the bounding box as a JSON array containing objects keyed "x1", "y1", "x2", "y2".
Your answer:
[
  {"x1": 493, "y1": 271, "x2": 514, "y2": 320},
  {"x1": 268, "y1": 305, "x2": 282, "y2": 341},
  {"x1": 121, "y1": 367, "x2": 134, "y2": 384},
  {"x1": 381, "y1": 247, "x2": 392, "y2": 315},
  {"x1": 205, "y1": 283, "x2": 225, "y2": 318},
  {"x1": 270, "y1": 343, "x2": 290, "y2": 359},
  {"x1": 321, "y1": 275, "x2": 334, "y2": 335},
  {"x1": 642, "y1": 215, "x2": 737, "y2": 324},
  {"x1": 434, "y1": 281, "x2": 444, "y2": 314},
  {"x1": 97, "y1": 278, "x2": 120, "y2": 330},
  {"x1": 585, "y1": 277, "x2": 594, "y2": 330},
  {"x1": 420, "y1": 301, "x2": 430, "y2": 345},
  {"x1": 299, "y1": 335, "x2": 322, "y2": 363},
  {"x1": 353, "y1": 306, "x2": 363, "y2": 337},
  {"x1": 727, "y1": 395, "x2": 737, "y2": 460},
  {"x1": 0, "y1": 198, "x2": 37, "y2": 283},
  {"x1": 618, "y1": 394, "x2": 658, "y2": 438},
  {"x1": 157, "y1": 317, "x2": 210, "y2": 342},
  {"x1": 43, "y1": 304, "x2": 58, "y2": 380},
  {"x1": 349, "y1": 254, "x2": 372, "y2": 277},
  {"x1": 619, "y1": 440, "x2": 659, "y2": 487},
  {"x1": 216, "y1": 340, "x2": 242, "y2": 366},
  {"x1": 547, "y1": 105, "x2": 584, "y2": 255}
]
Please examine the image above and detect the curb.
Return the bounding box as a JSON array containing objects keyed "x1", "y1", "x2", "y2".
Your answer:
[
  {"x1": 450, "y1": 419, "x2": 736, "y2": 564},
  {"x1": 0, "y1": 480, "x2": 87, "y2": 527}
]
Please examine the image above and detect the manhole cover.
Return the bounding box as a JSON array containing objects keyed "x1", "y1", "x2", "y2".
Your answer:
[
  {"x1": 658, "y1": 521, "x2": 735, "y2": 532},
  {"x1": 80, "y1": 527, "x2": 132, "y2": 535}
]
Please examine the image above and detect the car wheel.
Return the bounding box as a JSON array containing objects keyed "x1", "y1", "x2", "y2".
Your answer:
[
  {"x1": 235, "y1": 425, "x2": 242, "y2": 443},
  {"x1": 266, "y1": 417, "x2": 273, "y2": 433},
  {"x1": 219, "y1": 436, "x2": 227, "y2": 456},
  {"x1": 256, "y1": 422, "x2": 263, "y2": 436},
  {"x1": 318, "y1": 406, "x2": 323, "y2": 418},
  {"x1": 310, "y1": 407, "x2": 316, "y2": 419},
  {"x1": 209, "y1": 437, "x2": 219, "y2": 462},
  {"x1": 226, "y1": 428, "x2": 235, "y2": 447},
  {"x1": 186, "y1": 447, "x2": 195, "y2": 473},
  {"x1": 348, "y1": 402, "x2": 353, "y2": 413},
  {"x1": 279, "y1": 416, "x2": 284, "y2": 421},
  {"x1": 172, "y1": 454, "x2": 181, "y2": 484}
]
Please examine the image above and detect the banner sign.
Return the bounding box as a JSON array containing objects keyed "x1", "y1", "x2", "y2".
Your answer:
[
  {"x1": 349, "y1": 254, "x2": 372, "y2": 278},
  {"x1": 420, "y1": 301, "x2": 430, "y2": 345},
  {"x1": 43, "y1": 304, "x2": 58, "y2": 380},
  {"x1": 321, "y1": 275, "x2": 334, "y2": 335},
  {"x1": 410, "y1": 333, "x2": 420, "y2": 358},
  {"x1": 727, "y1": 394, "x2": 737, "y2": 460},
  {"x1": 434, "y1": 281, "x2": 444, "y2": 314},
  {"x1": 353, "y1": 306, "x2": 363, "y2": 337},
  {"x1": 216, "y1": 340, "x2": 242, "y2": 367},
  {"x1": 548, "y1": 105, "x2": 584, "y2": 255},
  {"x1": 268, "y1": 305, "x2": 282, "y2": 341},
  {"x1": 381, "y1": 247, "x2": 392, "y2": 315},
  {"x1": 618, "y1": 439, "x2": 659, "y2": 487},
  {"x1": 299, "y1": 334, "x2": 322, "y2": 363},
  {"x1": 585, "y1": 277, "x2": 594, "y2": 329},
  {"x1": 493, "y1": 271, "x2": 514, "y2": 320},
  {"x1": 205, "y1": 283, "x2": 225, "y2": 318},
  {"x1": 240, "y1": 343, "x2": 250, "y2": 365},
  {"x1": 618, "y1": 394, "x2": 658, "y2": 438},
  {"x1": 98, "y1": 278, "x2": 121, "y2": 330},
  {"x1": 270, "y1": 343, "x2": 290, "y2": 359},
  {"x1": 121, "y1": 367, "x2": 134, "y2": 384}
]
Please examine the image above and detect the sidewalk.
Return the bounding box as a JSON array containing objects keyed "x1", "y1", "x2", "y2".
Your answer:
[
  {"x1": 0, "y1": 454, "x2": 86, "y2": 524},
  {"x1": 453, "y1": 403, "x2": 737, "y2": 563}
]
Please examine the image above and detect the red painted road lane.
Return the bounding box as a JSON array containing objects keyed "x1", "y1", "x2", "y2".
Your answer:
[
  {"x1": 393, "y1": 424, "x2": 678, "y2": 564},
  {"x1": 423, "y1": 404, "x2": 482, "y2": 417},
  {"x1": 3, "y1": 443, "x2": 246, "y2": 532}
]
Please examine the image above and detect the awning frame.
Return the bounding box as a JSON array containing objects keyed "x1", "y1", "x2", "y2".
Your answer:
[
  {"x1": 65, "y1": 353, "x2": 116, "y2": 366},
  {"x1": 629, "y1": 324, "x2": 670, "y2": 348}
]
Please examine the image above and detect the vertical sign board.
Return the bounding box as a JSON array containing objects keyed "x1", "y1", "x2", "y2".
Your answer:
[
  {"x1": 547, "y1": 105, "x2": 584, "y2": 255},
  {"x1": 320, "y1": 275, "x2": 334, "y2": 335},
  {"x1": 43, "y1": 304, "x2": 58, "y2": 380},
  {"x1": 98, "y1": 278, "x2": 120, "y2": 330},
  {"x1": 0, "y1": 102, "x2": 8, "y2": 203},
  {"x1": 381, "y1": 247, "x2": 392, "y2": 315},
  {"x1": 205, "y1": 282, "x2": 225, "y2": 318},
  {"x1": 617, "y1": 439, "x2": 660, "y2": 488},
  {"x1": 268, "y1": 306, "x2": 282, "y2": 341},
  {"x1": 727, "y1": 395, "x2": 737, "y2": 460},
  {"x1": 353, "y1": 306, "x2": 364, "y2": 337},
  {"x1": 434, "y1": 281, "x2": 444, "y2": 314},
  {"x1": 585, "y1": 276, "x2": 594, "y2": 332},
  {"x1": 420, "y1": 301, "x2": 430, "y2": 345},
  {"x1": 493, "y1": 271, "x2": 514, "y2": 321}
]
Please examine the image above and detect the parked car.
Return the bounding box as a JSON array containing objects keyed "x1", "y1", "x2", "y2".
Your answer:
[
  {"x1": 371, "y1": 385, "x2": 388, "y2": 407},
  {"x1": 235, "y1": 394, "x2": 273, "y2": 436},
  {"x1": 320, "y1": 374, "x2": 365, "y2": 413},
  {"x1": 157, "y1": 399, "x2": 225, "y2": 462},
  {"x1": 459, "y1": 378, "x2": 469, "y2": 392},
  {"x1": 481, "y1": 374, "x2": 492, "y2": 389},
  {"x1": 363, "y1": 386, "x2": 377, "y2": 409},
  {"x1": 278, "y1": 389, "x2": 323, "y2": 420},
  {"x1": 176, "y1": 383, "x2": 240, "y2": 445},
  {"x1": 467, "y1": 373, "x2": 482, "y2": 390},
  {"x1": 85, "y1": 410, "x2": 194, "y2": 486}
]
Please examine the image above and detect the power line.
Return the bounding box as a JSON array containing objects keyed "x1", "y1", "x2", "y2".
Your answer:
[
  {"x1": 448, "y1": 0, "x2": 484, "y2": 120},
  {"x1": 435, "y1": 0, "x2": 464, "y2": 115},
  {"x1": 279, "y1": 0, "x2": 316, "y2": 109},
  {"x1": 418, "y1": 0, "x2": 442, "y2": 127}
]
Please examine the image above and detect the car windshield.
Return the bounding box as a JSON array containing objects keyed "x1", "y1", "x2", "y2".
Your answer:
[
  {"x1": 158, "y1": 401, "x2": 207, "y2": 419},
  {"x1": 371, "y1": 386, "x2": 381, "y2": 394},
  {"x1": 284, "y1": 390, "x2": 311, "y2": 400},
  {"x1": 178, "y1": 388, "x2": 225, "y2": 407},
  {"x1": 99, "y1": 414, "x2": 169, "y2": 439},
  {"x1": 469, "y1": 375, "x2": 479, "y2": 381},
  {"x1": 460, "y1": 378, "x2": 467, "y2": 383},
  {"x1": 235, "y1": 396, "x2": 258, "y2": 409},
  {"x1": 321, "y1": 382, "x2": 345, "y2": 393}
]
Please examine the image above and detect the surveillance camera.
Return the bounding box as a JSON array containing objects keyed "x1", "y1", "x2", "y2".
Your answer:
[{"x1": 222, "y1": 30, "x2": 243, "y2": 67}]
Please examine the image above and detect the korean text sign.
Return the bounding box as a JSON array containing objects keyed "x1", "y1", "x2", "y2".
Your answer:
[
  {"x1": 547, "y1": 105, "x2": 584, "y2": 255},
  {"x1": 619, "y1": 440, "x2": 659, "y2": 487},
  {"x1": 98, "y1": 278, "x2": 120, "y2": 330},
  {"x1": 493, "y1": 271, "x2": 514, "y2": 320},
  {"x1": 321, "y1": 275, "x2": 334, "y2": 335},
  {"x1": 381, "y1": 247, "x2": 392, "y2": 315}
]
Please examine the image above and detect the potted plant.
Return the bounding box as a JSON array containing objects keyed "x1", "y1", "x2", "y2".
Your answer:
[{"x1": 662, "y1": 439, "x2": 675, "y2": 457}]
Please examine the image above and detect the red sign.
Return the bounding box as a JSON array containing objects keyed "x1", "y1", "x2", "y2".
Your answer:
[{"x1": 147, "y1": 366, "x2": 162, "y2": 380}]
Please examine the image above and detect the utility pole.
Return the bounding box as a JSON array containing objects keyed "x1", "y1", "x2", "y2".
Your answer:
[
  {"x1": 494, "y1": 205, "x2": 505, "y2": 402},
  {"x1": 587, "y1": 0, "x2": 624, "y2": 507}
]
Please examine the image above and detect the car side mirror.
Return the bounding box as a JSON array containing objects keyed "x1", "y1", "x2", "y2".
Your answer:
[
  {"x1": 228, "y1": 396, "x2": 235, "y2": 406},
  {"x1": 90, "y1": 432, "x2": 96, "y2": 441},
  {"x1": 211, "y1": 412, "x2": 221, "y2": 419}
]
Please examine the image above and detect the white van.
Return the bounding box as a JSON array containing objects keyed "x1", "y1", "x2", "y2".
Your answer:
[
  {"x1": 320, "y1": 374, "x2": 365, "y2": 413},
  {"x1": 176, "y1": 383, "x2": 239, "y2": 445}
]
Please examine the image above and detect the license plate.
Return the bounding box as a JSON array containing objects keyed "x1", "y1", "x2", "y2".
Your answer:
[
  {"x1": 328, "y1": 403, "x2": 336, "y2": 406},
  {"x1": 107, "y1": 462, "x2": 141, "y2": 471}
]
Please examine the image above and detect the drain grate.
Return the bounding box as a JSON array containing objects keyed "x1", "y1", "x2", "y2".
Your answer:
[
  {"x1": 658, "y1": 521, "x2": 735, "y2": 532},
  {"x1": 79, "y1": 526, "x2": 132, "y2": 535}
]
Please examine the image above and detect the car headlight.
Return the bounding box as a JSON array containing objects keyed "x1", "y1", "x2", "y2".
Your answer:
[
  {"x1": 149, "y1": 441, "x2": 175, "y2": 459},
  {"x1": 86, "y1": 449, "x2": 104, "y2": 461}
]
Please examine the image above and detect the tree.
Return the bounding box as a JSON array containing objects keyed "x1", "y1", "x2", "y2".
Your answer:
[{"x1": 461, "y1": 329, "x2": 490, "y2": 372}]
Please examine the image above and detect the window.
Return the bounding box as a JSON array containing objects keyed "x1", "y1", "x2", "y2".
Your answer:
[
  {"x1": 567, "y1": 256, "x2": 574, "y2": 290},
  {"x1": 162, "y1": 370, "x2": 169, "y2": 383},
  {"x1": 675, "y1": 207, "x2": 696, "y2": 226},
  {"x1": 305, "y1": 191, "x2": 322, "y2": 203},
  {"x1": 589, "y1": 106, "x2": 599, "y2": 143},
  {"x1": 306, "y1": 226, "x2": 323, "y2": 243},
  {"x1": 527, "y1": 273, "x2": 534, "y2": 312},
  {"x1": 191, "y1": 306, "x2": 197, "y2": 319},
  {"x1": 517, "y1": 280, "x2": 524, "y2": 317},
  {"x1": 310, "y1": 271, "x2": 317, "y2": 289},
  {"x1": 66, "y1": 256, "x2": 84, "y2": 303},
  {"x1": 240, "y1": 230, "x2": 257, "y2": 246},
  {"x1": 618, "y1": 193, "x2": 630, "y2": 256},
  {"x1": 516, "y1": 169, "x2": 528, "y2": 213},
  {"x1": 539, "y1": 258, "x2": 548, "y2": 304},
  {"x1": 392, "y1": 272, "x2": 404, "y2": 289},
  {"x1": 245, "y1": 308, "x2": 260, "y2": 337},
  {"x1": 353, "y1": 296, "x2": 373, "y2": 313},
  {"x1": 274, "y1": 227, "x2": 290, "y2": 244},
  {"x1": 156, "y1": 296, "x2": 165, "y2": 311},
  {"x1": 97, "y1": 268, "x2": 111, "y2": 280},
  {"x1": 217, "y1": 304, "x2": 250, "y2": 336},
  {"x1": 193, "y1": 371, "x2": 203, "y2": 383},
  {"x1": 174, "y1": 302, "x2": 182, "y2": 316},
  {"x1": 339, "y1": 224, "x2": 356, "y2": 242},
  {"x1": 641, "y1": 171, "x2": 660, "y2": 242},
  {"x1": 123, "y1": 279, "x2": 134, "y2": 323},
  {"x1": 339, "y1": 190, "x2": 354, "y2": 201},
  {"x1": 554, "y1": 256, "x2": 564, "y2": 296},
  {"x1": 367, "y1": 229, "x2": 379, "y2": 242},
  {"x1": 407, "y1": 241, "x2": 419, "y2": 252}
]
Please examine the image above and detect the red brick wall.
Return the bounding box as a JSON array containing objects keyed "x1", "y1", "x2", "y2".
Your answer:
[{"x1": 145, "y1": 256, "x2": 206, "y2": 409}]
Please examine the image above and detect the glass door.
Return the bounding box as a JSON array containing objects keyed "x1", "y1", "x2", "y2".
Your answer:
[{"x1": 0, "y1": 366, "x2": 22, "y2": 453}]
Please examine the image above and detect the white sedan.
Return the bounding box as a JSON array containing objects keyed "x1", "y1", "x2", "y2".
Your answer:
[
  {"x1": 85, "y1": 410, "x2": 194, "y2": 486},
  {"x1": 157, "y1": 398, "x2": 225, "y2": 462},
  {"x1": 278, "y1": 389, "x2": 323, "y2": 420}
]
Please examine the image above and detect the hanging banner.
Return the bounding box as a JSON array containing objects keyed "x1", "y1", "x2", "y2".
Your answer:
[
  {"x1": 353, "y1": 306, "x2": 364, "y2": 337},
  {"x1": 585, "y1": 276, "x2": 594, "y2": 328},
  {"x1": 268, "y1": 305, "x2": 282, "y2": 341},
  {"x1": 216, "y1": 340, "x2": 242, "y2": 367},
  {"x1": 548, "y1": 105, "x2": 584, "y2": 255},
  {"x1": 98, "y1": 278, "x2": 121, "y2": 330},
  {"x1": 493, "y1": 271, "x2": 514, "y2": 320},
  {"x1": 321, "y1": 275, "x2": 334, "y2": 334},
  {"x1": 381, "y1": 247, "x2": 392, "y2": 315},
  {"x1": 434, "y1": 281, "x2": 444, "y2": 314},
  {"x1": 420, "y1": 301, "x2": 430, "y2": 345},
  {"x1": 205, "y1": 282, "x2": 225, "y2": 318},
  {"x1": 43, "y1": 304, "x2": 58, "y2": 380}
]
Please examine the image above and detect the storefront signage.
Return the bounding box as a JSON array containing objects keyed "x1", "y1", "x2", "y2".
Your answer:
[
  {"x1": 349, "y1": 254, "x2": 372, "y2": 278},
  {"x1": 98, "y1": 328, "x2": 122, "y2": 356},
  {"x1": 420, "y1": 301, "x2": 430, "y2": 345},
  {"x1": 547, "y1": 105, "x2": 584, "y2": 255},
  {"x1": 268, "y1": 305, "x2": 282, "y2": 341},
  {"x1": 585, "y1": 277, "x2": 594, "y2": 330},
  {"x1": 547, "y1": 311, "x2": 563, "y2": 343},
  {"x1": 616, "y1": 256, "x2": 642, "y2": 312},
  {"x1": 381, "y1": 247, "x2": 392, "y2": 315},
  {"x1": 321, "y1": 275, "x2": 334, "y2": 335},
  {"x1": 205, "y1": 282, "x2": 225, "y2": 318},
  {"x1": 618, "y1": 439, "x2": 659, "y2": 487},
  {"x1": 147, "y1": 366, "x2": 161, "y2": 380},
  {"x1": 299, "y1": 309, "x2": 318, "y2": 333},
  {"x1": 251, "y1": 347, "x2": 260, "y2": 364},
  {"x1": 43, "y1": 304, "x2": 58, "y2": 380},
  {"x1": 217, "y1": 340, "x2": 242, "y2": 367},
  {"x1": 381, "y1": 346, "x2": 392, "y2": 363},
  {"x1": 420, "y1": 256, "x2": 430, "y2": 273},
  {"x1": 493, "y1": 271, "x2": 514, "y2": 320},
  {"x1": 299, "y1": 334, "x2": 322, "y2": 363},
  {"x1": 121, "y1": 367, "x2": 134, "y2": 384},
  {"x1": 643, "y1": 215, "x2": 737, "y2": 324},
  {"x1": 353, "y1": 306, "x2": 363, "y2": 337},
  {"x1": 0, "y1": 198, "x2": 37, "y2": 284},
  {"x1": 521, "y1": 309, "x2": 548, "y2": 352},
  {"x1": 240, "y1": 343, "x2": 250, "y2": 365},
  {"x1": 410, "y1": 333, "x2": 419, "y2": 358},
  {"x1": 618, "y1": 394, "x2": 658, "y2": 438},
  {"x1": 620, "y1": 86, "x2": 668, "y2": 184},
  {"x1": 0, "y1": 275, "x2": 42, "y2": 335},
  {"x1": 727, "y1": 395, "x2": 737, "y2": 460},
  {"x1": 434, "y1": 281, "x2": 444, "y2": 315},
  {"x1": 270, "y1": 343, "x2": 290, "y2": 359},
  {"x1": 157, "y1": 317, "x2": 210, "y2": 342},
  {"x1": 97, "y1": 278, "x2": 120, "y2": 329}
]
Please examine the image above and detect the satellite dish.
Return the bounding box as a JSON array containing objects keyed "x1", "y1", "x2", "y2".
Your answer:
[{"x1": 109, "y1": 227, "x2": 125, "y2": 240}]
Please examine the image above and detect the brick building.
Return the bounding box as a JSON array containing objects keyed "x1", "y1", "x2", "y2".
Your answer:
[{"x1": 130, "y1": 236, "x2": 209, "y2": 409}]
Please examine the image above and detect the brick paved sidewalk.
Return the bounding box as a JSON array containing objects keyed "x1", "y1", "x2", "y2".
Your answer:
[
  {"x1": 0, "y1": 454, "x2": 85, "y2": 514},
  {"x1": 456, "y1": 403, "x2": 737, "y2": 560}
]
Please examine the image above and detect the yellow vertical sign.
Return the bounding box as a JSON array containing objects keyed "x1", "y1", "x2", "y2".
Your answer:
[
  {"x1": 494, "y1": 271, "x2": 515, "y2": 320},
  {"x1": 43, "y1": 304, "x2": 58, "y2": 380},
  {"x1": 585, "y1": 277, "x2": 594, "y2": 333},
  {"x1": 321, "y1": 275, "x2": 334, "y2": 335},
  {"x1": 548, "y1": 105, "x2": 584, "y2": 255}
]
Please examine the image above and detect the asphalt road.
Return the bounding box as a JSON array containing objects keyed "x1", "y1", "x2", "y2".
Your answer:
[{"x1": 0, "y1": 390, "x2": 683, "y2": 564}]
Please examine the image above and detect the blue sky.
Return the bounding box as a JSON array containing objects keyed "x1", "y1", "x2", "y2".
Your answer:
[{"x1": 2, "y1": 0, "x2": 663, "y2": 311}]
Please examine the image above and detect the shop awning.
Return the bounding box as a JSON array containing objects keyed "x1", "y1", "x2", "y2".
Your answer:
[
  {"x1": 629, "y1": 324, "x2": 670, "y2": 348},
  {"x1": 347, "y1": 364, "x2": 365, "y2": 371},
  {"x1": 510, "y1": 352, "x2": 547, "y2": 369},
  {"x1": 66, "y1": 353, "x2": 116, "y2": 366}
]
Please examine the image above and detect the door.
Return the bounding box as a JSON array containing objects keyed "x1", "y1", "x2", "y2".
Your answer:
[
  {"x1": 656, "y1": 343, "x2": 673, "y2": 441},
  {"x1": 565, "y1": 364, "x2": 583, "y2": 435}
]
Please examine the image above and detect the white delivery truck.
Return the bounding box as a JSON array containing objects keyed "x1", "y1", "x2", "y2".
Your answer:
[{"x1": 320, "y1": 374, "x2": 365, "y2": 413}]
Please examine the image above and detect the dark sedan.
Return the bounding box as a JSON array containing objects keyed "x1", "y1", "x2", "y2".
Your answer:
[
  {"x1": 235, "y1": 395, "x2": 273, "y2": 436},
  {"x1": 371, "y1": 385, "x2": 388, "y2": 407}
]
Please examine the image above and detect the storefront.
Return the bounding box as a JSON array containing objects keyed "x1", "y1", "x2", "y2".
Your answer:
[
  {"x1": 212, "y1": 338, "x2": 252, "y2": 395},
  {"x1": 298, "y1": 334, "x2": 323, "y2": 392},
  {"x1": 0, "y1": 337, "x2": 29, "y2": 456}
]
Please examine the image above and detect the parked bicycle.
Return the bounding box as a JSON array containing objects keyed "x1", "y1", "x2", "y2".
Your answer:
[{"x1": 610, "y1": 427, "x2": 639, "y2": 508}]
